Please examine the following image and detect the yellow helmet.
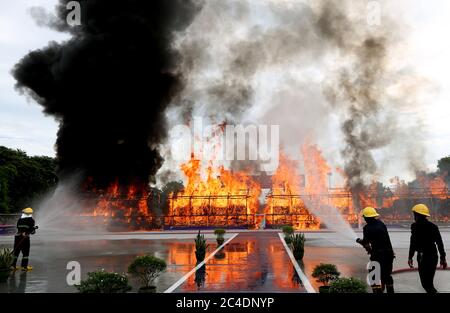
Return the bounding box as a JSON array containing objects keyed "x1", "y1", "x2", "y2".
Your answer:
[
  {"x1": 362, "y1": 207, "x2": 379, "y2": 218},
  {"x1": 22, "y1": 207, "x2": 33, "y2": 214},
  {"x1": 412, "y1": 204, "x2": 430, "y2": 217}
]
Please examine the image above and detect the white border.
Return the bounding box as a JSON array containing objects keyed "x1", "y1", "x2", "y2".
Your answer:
[
  {"x1": 163, "y1": 233, "x2": 239, "y2": 293},
  {"x1": 278, "y1": 232, "x2": 316, "y2": 293}
]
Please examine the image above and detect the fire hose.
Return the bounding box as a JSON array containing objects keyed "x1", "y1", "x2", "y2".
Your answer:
[{"x1": 11, "y1": 226, "x2": 38, "y2": 255}]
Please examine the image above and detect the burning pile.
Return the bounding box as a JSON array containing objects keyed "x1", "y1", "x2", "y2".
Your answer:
[
  {"x1": 80, "y1": 142, "x2": 449, "y2": 230},
  {"x1": 81, "y1": 180, "x2": 155, "y2": 230},
  {"x1": 166, "y1": 155, "x2": 261, "y2": 228},
  {"x1": 265, "y1": 152, "x2": 319, "y2": 229}
]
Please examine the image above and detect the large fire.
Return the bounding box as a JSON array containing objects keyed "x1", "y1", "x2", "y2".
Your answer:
[
  {"x1": 166, "y1": 154, "x2": 261, "y2": 228},
  {"x1": 82, "y1": 180, "x2": 155, "y2": 230},
  {"x1": 265, "y1": 152, "x2": 320, "y2": 229},
  {"x1": 265, "y1": 143, "x2": 358, "y2": 229},
  {"x1": 84, "y1": 142, "x2": 450, "y2": 230}
]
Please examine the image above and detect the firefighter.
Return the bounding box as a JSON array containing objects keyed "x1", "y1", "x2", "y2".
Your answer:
[
  {"x1": 356, "y1": 207, "x2": 395, "y2": 293},
  {"x1": 408, "y1": 204, "x2": 447, "y2": 293},
  {"x1": 11, "y1": 207, "x2": 37, "y2": 271}
]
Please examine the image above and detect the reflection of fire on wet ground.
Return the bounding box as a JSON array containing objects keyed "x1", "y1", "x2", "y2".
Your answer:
[{"x1": 181, "y1": 233, "x2": 305, "y2": 292}]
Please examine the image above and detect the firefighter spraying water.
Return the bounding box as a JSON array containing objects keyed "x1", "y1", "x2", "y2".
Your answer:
[
  {"x1": 11, "y1": 208, "x2": 38, "y2": 271},
  {"x1": 356, "y1": 207, "x2": 395, "y2": 293}
]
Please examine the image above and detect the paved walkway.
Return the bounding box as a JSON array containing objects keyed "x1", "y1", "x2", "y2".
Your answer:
[
  {"x1": 1, "y1": 229, "x2": 450, "y2": 293},
  {"x1": 174, "y1": 232, "x2": 306, "y2": 293}
]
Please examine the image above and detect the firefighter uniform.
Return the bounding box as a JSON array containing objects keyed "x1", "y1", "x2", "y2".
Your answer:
[
  {"x1": 12, "y1": 208, "x2": 36, "y2": 271},
  {"x1": 357, "y1": 207, "x2": 395, "y2": 293},
  {"x1": 409, "y1": 204, "x2": 447, "y2": 293}
]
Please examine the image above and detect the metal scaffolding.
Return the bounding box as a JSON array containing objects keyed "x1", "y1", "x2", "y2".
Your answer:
[{"x1": 165, "y1": 190, "x2": 256, "y2": 228}]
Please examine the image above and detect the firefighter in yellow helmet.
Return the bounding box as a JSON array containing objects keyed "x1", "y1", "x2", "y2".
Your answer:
[
  {"x1": 356, "y1": 207, "x2": 395, "y2": 293},
  {"x1": 408, "y1": 204, "x2": 447, "y2": 293},
  {"x1": 11, "y1": 208, "x2": 38, "y2": 271}
]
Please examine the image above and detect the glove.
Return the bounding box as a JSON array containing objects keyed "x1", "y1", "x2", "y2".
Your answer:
[
  {"x1": 408, "y1": 258, "x2": 414, "y2": 268},
  {"x1": 440, "y1": 257, "x2": 447, "y2": 269}
]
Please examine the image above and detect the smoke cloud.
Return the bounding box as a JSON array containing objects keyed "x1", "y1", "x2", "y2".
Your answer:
[
  {"x1": 14, "y1": 0, "x2": 428, "y2": 198},
  {"x1": 167, "y1": 0, "x2": 427, "y2": 194},
  {"x1": 13, "y1": 0, "x2": 203, "y2": 191}
]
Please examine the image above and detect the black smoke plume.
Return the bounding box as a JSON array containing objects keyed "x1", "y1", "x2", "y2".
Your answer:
[{"x1": 13, "y1": 0, "x2": 202, "y2": 191}]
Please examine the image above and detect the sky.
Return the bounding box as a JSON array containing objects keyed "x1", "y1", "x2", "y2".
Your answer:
[
  {"x1": 1, "y1": 0, "x2": 450, "y2": 180},
  {"x1": 0, "y1": 0, "x2": 67, "y2": 156}
]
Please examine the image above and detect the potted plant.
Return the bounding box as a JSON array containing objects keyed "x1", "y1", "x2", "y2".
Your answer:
[
  {"x1": 281, "y1": 225, "x2": 294, "y2": 244},
  {"x1": 312, "y1": 263, "x2": 340, "y2": 293},
  {"x1": 75, "y1": 269, "x2": 132, "y2": 293},
  {"x1": 328, "y1": 277, "x2": 367, "y2": 293},
  {"x1": 0, "y1": 248, "x2": 14, "y2": 283},
  {"x1": 291, "y1": 233, "x2": 306, "y2": 260},
  {"x1": 214, "y1": 228, "x2": 226, "y2": 246},
  {"x1": 128, "y1": 255, "x2": 167, "y2": 293},
  {"x1": 195, "y1": 230, "x2": 208, "y2": 263}
]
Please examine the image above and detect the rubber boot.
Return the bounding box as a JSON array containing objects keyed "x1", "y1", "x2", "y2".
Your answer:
[
  {"x1": 371, "y1": 285, "x2": 383, "y2": 294},
  {"x1": 386, "y1": 284, "x2": 395, "y2": 294}
]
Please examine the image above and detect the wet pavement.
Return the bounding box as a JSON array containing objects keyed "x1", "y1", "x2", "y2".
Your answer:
[
  {"x1": 0, "y1": 238, "x2": 201, "y2": 293},
  {"x1": 176, "y1": 232, "x2": 305, "y2": 293},
  {"x1": 393, "y1": 270, "x2": 450, "y2": 293},
  {"x1": 1, "y1": 229, "x2": 450, "y2": 293}
]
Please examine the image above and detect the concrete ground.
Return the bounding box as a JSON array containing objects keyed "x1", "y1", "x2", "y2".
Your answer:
[
  {"x1": 0, "y1": 229, "x2": 449, "y2": 293},
  {"x1": 176, "y1": 232, "x2": 305, "y2": 293}
]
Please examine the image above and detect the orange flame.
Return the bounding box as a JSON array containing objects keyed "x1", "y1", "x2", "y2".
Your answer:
[
  {"x1": 167, "y1": 154, "x2": 261, "y2": 227},
  {"x1": 86, "y1": 180, "x2": 154, "y2": 230}
]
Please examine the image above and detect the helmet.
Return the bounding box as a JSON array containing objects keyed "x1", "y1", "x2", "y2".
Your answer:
[
  {"x1": 22, "y1": 207, "x2": 33, "y2": 214},
  {"x1": 412, "y1": 204, "x2": 430, "y2": 217},
  {"x1": 362, "y1": 207, "x2": 379, "y2": 218}
]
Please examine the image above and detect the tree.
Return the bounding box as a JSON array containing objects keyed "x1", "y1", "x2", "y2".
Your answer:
[
  {"x1": 438, "y1": 156, "x2": 450, "y2": 185},
  {"x1": 128, "y1": 255, "x2": 167, "y2": 292},
  {"x1": 0, "y1": 146, "x2": 58, "y2": 213},
  {"x1": 160, "y1": 181, "x2": 184, "y2": 215},
  {"x1": 312, "y1": 263, "x2": 341, "y2": 287}
]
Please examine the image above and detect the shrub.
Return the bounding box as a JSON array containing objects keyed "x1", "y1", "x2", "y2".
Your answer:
[
  {"x1": 328, "y1": 277, "x2": 367, "y2": 293},
  {"x1": 282, "y1": 225, "x2": 294, "y2": 244},
  {"x1": 291, "y1": 233, "x2": 306, "y2": 260},
  {"x1": 128, "y1": 255, "x2": 167, "y2": 292},
  {"x1": 312, "y1": 263, "x2": 340, "y2": 286},
  {"x1": 76, "y1": 270, "x2": 132, "y2": 293},
  {"x1": 281, "y1": 225, "x2": 294, "y2": 235},
  {"x1": 0, "y1": 248, "x2": 13, "y2": 269},
  {"x1": 195, "y1": 230, "x2": 208, "y2": 263},
  {"x1": 214, "y1": 229, "x2": 226, "y2": 246},
  {"x1": 0, "y1": 248, "x2": 14, "y2": 282}
]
